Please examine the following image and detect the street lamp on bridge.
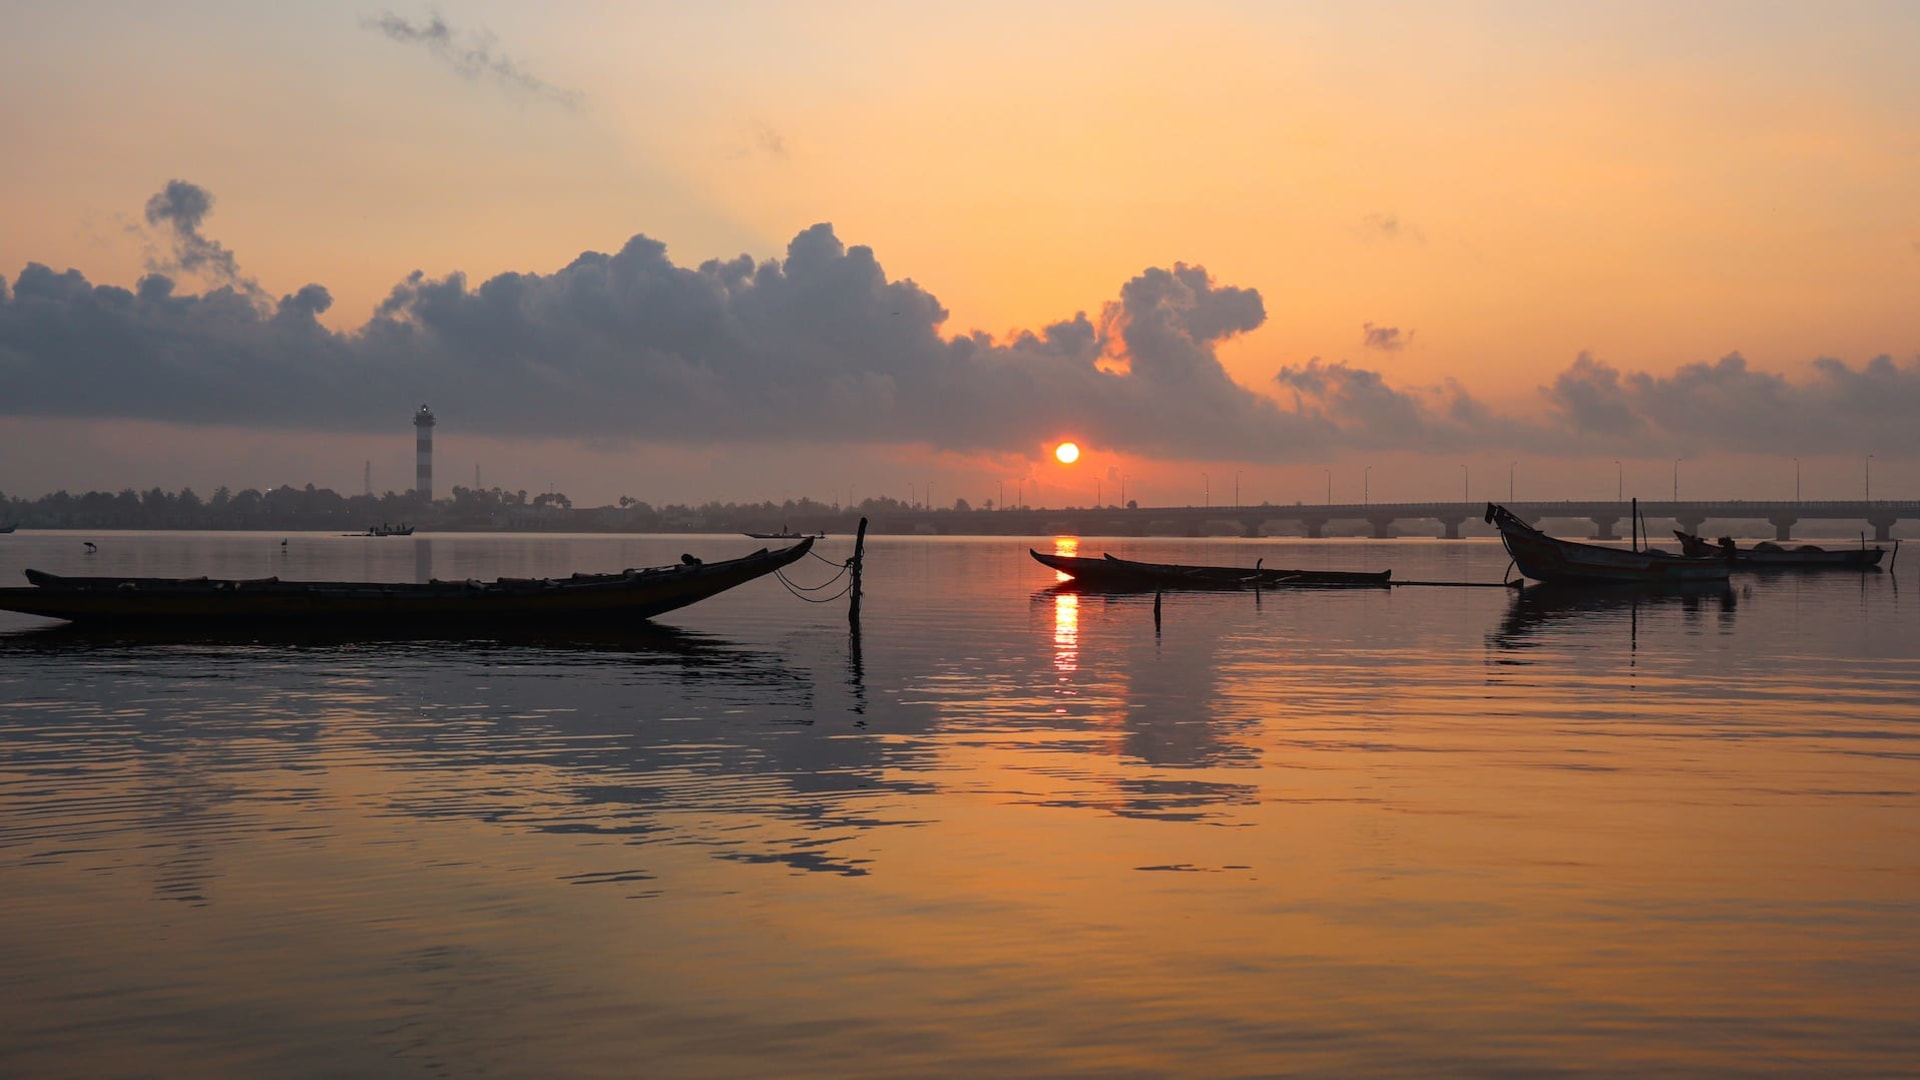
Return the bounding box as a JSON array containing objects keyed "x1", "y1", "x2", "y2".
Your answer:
[
  {"x1": 1202, "y1": 472, "x2": 1209, "y2": 509},
  {"x1": 1508, "y1": 461, "x2": 1517, "y2": 502},
  {"x1": 1461, "y1": 464, "x2": 1469, "y2": 502},
  {"x1": 1323, "y1": 468, "x2": 1331, "y2": 505},
  {"x1": 1867, "y1": 454, "x2": 1873, "y2": 502},
  {"x1": 1614, "y1": 460, "x2": 1622, "y2": 501},
  {"x1": 1793, "y1": 457, "x2": 1800, "y2": 503},
  {"x1": 1673, "y1": 458, "x2": 1681, "y2": 501},
  {"x1": 1364, "y1": 464, "x2": 1372, "y2": 506}
]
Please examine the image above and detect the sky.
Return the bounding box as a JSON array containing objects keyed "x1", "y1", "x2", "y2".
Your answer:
[{"x1": 3, "y1": 0, "x2": 1919, "y2": 507}]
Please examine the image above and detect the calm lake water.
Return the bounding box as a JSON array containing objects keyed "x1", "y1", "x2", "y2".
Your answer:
[{"x1": 1, "y1": 530, "x2": 1916, "y2": 1076}]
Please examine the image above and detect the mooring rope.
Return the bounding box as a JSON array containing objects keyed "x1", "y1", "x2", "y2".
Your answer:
[
  {"x1": 780, "y1": 562, "x2": 849, "y2": 591},
  {"x1": 775, "y1": 566, "x2": 855, "y2": 603}
]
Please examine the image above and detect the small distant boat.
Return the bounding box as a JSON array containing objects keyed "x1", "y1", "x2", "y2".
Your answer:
[
  {"x1": 743, "y1": 528, "x2": 825, "y2": 540},
  {"x1": 1031, "y1": 550, "x2": 1390, "y2": 589},
  {"x1": 1487, "y1": 503, "x2": 1728, "y2": 585},
  {"x1": 356, "y1": 523, "x2": 415, "y2": 537},
  {"x1": 1673, "y1": 531, "x2": 1885, "y2": 569},
  {"x1": 0, "y1": 539, "x2": 813, "y2": 628}
]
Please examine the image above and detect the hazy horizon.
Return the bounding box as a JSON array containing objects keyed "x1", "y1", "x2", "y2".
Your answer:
[{"x1": 4, "y1": 2, "x2": 1918, "y2": 506}]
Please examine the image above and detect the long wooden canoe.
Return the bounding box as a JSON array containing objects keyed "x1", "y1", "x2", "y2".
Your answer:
[
  {"x1": 0, "y1": 538, "x2": 813, "y2": 627},
  {"x1": 1031, "y1": 550, "x2": 1390, "y2": 589}
]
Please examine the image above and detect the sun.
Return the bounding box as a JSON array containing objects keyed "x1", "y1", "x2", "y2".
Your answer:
[{"x1": 1054, "y1": 442, "x2": 1081, "y2": 465}]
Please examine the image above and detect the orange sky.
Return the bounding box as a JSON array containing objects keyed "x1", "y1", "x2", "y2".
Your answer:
[{"x1": 2, "y1": 2, "x2": 1918, "y2": 503}]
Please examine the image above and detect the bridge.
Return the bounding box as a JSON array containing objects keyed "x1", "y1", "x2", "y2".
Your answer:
[{"x1": 848, "y1": 501, "x2": 1920, "y2": 541}]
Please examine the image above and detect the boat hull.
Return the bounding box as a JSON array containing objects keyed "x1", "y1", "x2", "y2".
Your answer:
[
  {"x1": 1031, "y1": 550, "x2": 1390, "y2": 589},
  {"x1": 1488, "y1": 504, "x2": 1728, "y2": 585},
  {"x1": 0, "y1": 539, "x2": 812, "y2": 628},
  {"x1": 1673, "y1": 531, "x2": 1884, "y2": 569}
]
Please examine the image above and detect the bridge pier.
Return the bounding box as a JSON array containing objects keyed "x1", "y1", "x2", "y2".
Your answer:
[
  {"x1": 1590, "y1": 515, "x2": 1619, "y2": 541},
  {"x1": 1870, "y1": 515, "x2": 1897, "y2": 542},
  {"x1": 1439, "y1": 515, "x2": 1466, "y2": 539},
  {"x1": 1240, "y1": 518, "x2": 1264, "y2": 538},
  {"x1": 1768, "y1": 516, "x2": 1797, "y2": 541},
  {"x1": 1301, "y1": 517, "x2": 1327, "y2": 539},
  {"x1": 1676, "y1": 515, "x2": 1706, "y2": 537},
  {"x1": 1367, "y1": 515, "x2": 1396, "y2": 539}
]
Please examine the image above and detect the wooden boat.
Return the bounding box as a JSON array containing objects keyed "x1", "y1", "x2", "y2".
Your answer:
[
  {"x1": 1672, "y1": 530, "x2": 1885, "y2": 569},
  {"x1": 1486, "y1": 503, "x2": 1728, "y2": 585},
  {"x1": 1031, "y1": 549, "x2": 1390, "y2": 589},
  {"x1": 743, "y1": 528, "x2": 825, "y2": 540},
  {"x1": 0, "y1": 538, "x2": 813, "y2": 627}
]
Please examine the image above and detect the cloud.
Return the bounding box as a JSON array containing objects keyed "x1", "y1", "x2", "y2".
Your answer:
[
  {"x1": 1273, "y1": 359, "x2": 1501, "y2": 452},
  {"x1": 0, "y1": 190, "x2": 1318, "y2": 457},
  {"x1": 1362, "y1": 212, "x2": 1425, "y2": 244},
  {"x1": 365, "y1": 10, "x2": 582, "y2": 109},
  {"x1": 1543, "y1": 351, "x2": 1642, "y2": 435},
  {"x1": 143, "y1": 180, "x2": 261, "y2": 299},
  {"x1": 5, "y1": 183, "x2": 1920, "y2": 461},
  {"x1": 753, "y1": 121, "x2": 788, "y2": 159},
  {"x1": 1361, "y1": 322, "x2": 1409, "y2": 351}
]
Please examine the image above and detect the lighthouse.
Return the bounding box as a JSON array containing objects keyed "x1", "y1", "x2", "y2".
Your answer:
[{"x1": 413, "y1": 404, "x2": 435, "y2": 501}]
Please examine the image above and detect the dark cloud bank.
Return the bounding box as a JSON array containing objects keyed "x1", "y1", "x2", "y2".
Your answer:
[{"x1": 3, "y1": 181, "x2": 1918, "y2": 459}]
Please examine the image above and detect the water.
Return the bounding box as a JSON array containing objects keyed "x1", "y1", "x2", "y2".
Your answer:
[{"x1": 1, "y1": 531, "x2": 1916, "y2": 1076}]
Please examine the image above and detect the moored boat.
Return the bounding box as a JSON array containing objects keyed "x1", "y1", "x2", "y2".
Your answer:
[
  {"x1": 0, "y1": 538, "x2": 813, "y2": 628},
  {"x1": 1487, "y1": 503, "x2": 1728, "y2": 585},
  {"x1": 1031, "y1": 550, "x2": 1390, "y2": 589},
  {"x1": 1673, "y1": 530, "x2": 1884, "y2": 569},
  {"x1": 744, "y1": 528, "x2": 825, "y2": 540}
]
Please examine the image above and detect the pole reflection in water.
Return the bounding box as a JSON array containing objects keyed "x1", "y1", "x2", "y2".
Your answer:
[{"x1": 847, "y1": 620, "x2": 866, "y2": 718}]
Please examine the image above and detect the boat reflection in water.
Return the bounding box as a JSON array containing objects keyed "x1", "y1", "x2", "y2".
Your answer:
[
  {"x1": 1490, "y1": 580, "x2": 1739, "y2": 653},
  {"x1": 1028, "y1": 547, "x2": 1262, "y2": 820},
  {"x1": 0, "y1": 615, "x2": 918, "y2": 879}
]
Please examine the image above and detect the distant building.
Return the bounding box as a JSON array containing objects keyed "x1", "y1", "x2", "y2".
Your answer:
[{"x1": 414, "y1": 404, "x2": 435, "y2": 500}]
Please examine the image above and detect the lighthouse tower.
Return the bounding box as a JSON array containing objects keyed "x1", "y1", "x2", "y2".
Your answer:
[{"x1": 413, "y1": 404, "x2": 436, "y2": 501}]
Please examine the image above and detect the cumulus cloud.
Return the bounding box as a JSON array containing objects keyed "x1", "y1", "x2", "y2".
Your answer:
[
  {"x1": 365, "y1": 10, "x2": 582, "y2": 109},
  {"x1": 1535, "y1": 350, "x2": 1920, "y2": 455},
  {"x1": 0, "y1": 190, "x2": 1317, "y2": 456},
  {"x1": 1273, "y1": 359, "x2": 1503, "y2": 452},
  {"x1": 1544, "y1": 351, "x2": 1642, "y2": 435},
  {"x1": 5, "y1": 183, "x2": 1919, "y2": 461},
  {"x1": 144, "y1": 180, "x2": 261, "y2": 299},
  {"x1": 1361, "y1": 322, "x2": 1408, "y2": 351}
]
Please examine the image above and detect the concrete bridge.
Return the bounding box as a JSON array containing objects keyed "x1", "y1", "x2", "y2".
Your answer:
[{"x1": 858, "y1": 500, "x2": 1920, "y2": 541}]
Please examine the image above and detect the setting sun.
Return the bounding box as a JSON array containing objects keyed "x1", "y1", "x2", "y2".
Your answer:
[{"x1": 1054, "y1": 442, "x2": 1081, "y2": 464}]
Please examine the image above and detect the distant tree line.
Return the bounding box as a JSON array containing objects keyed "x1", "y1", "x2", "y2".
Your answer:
[{"x1": 0, "y1": 483, "x2": 976, "y2": 532}]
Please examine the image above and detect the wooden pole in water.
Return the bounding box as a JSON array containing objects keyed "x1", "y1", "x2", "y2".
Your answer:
[
  {"x1": 849, "y1": 516, "x2": 868, "y2": 627},
  {"x1": 1153, "y1": 589, "x2": 1162, "y2": 631}
]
